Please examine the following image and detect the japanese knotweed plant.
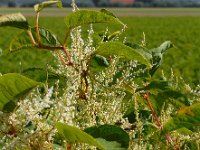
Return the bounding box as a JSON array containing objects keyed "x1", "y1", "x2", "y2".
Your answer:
[{"x1": 0, "y1": 0, "x2": 200, "y2": 149}]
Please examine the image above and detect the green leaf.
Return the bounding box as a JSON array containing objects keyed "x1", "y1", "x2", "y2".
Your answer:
[
  {"x1": 136, "y1": 80, "x2": 172, "y2": 93},
  {"x1": 123, "y1": 106, "x2": 151, "y2": 124},
  {"x1": 149, "y1": 41, "x2": 173, "y2": 76},
  {"x1": 125, "y1": 42, "x2": 152, "y2": 60},
  {"x1": 0, "y1": 73, "x2": 40, "y2": 112},
  {"x1": 94, "y1": 42, "x2": 150, "y2": 66},
  {"x1": 0, "y1": 13, "x2": 29, "y2": 30},
  {"x1": 174, "y1": 127, "x2": 193, "y2": 135},
  {"x1": 65, "y1": 9, "x2": 124, "y2": 30},
  {"x1": 181, "y1": 141, "x2": 199, "y2": 150},
  {"x1": 9, "y1": 27, "x2": 61, "y2": 52},
  {"x1": 84, "y1": 124, "x2": 129, "y2": 149},
  {"x1": 96, "y1": 138, "x2": 126, "y2": 150},
  {"x1": 56, "y1": 122, "x2": 104, "y2": 150},
  {"x1": 100, "y1": 31, "x2": 121, "y2": 42},
  {"x1": 88, "y1": 42, "x2": 150, "y2": 75},
  {"x1": 34, "y1": 0, "x2": 62, "y2": 12},
  {"x1": 163, "y1": 103, "x2": 200, "y2": 134},
  {"x1": 151, "y1": 41, "x2": 173, "y2": 54},
  {"x1": 53, "y1": 144, "x2": 64, "y2": 149},
  {"x1": 100, "y1": 9, "x2": 117, "y2": 18},
  {"x1": 89, "y1": 55, "x2": 109, "y2": 73},
  {"x1": 22, "y1": 67, "x2": 68, "y2": 96}
]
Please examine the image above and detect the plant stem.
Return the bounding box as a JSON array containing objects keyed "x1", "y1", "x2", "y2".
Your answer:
[
  {"x1": 67, "y1": 144, "x2": 72, "y2": 150},
  {"x1": 144, "y1": 84, "x2": 173, "y2": 145},
  {"x1": 27, "y1": 30, "x2": 37, "y2": 45},
  {"x1": 62, "y1": 45, "x2": 73, "y2": 65},
  {"x1": 63, "y1": 31, "x2": 70, "y2": 46},
  {"x1": 145, "y1": 90, "x2": 161, "y2": 127},
  {"x1": 56, "y1": 50, "x2": 68, "y2": 66},
  {"x1": 36, "y1": 12, "x2": 40, "y2": 44},
  {"x1": 36, "y1": 45, "x2": 63, "y2": 51}
]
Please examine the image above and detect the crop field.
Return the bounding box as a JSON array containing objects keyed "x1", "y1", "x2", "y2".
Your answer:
[
  {"x1": 0, "y1": 8, "x2": 200, "y2": 86},
  {"x1": 1, "y1": 7, "x2": 200, "y2": 16}
]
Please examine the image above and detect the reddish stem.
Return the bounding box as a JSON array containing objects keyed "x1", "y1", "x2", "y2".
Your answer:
[
  {"x1": 67, "y1": 144, "x2": 72, "y2": 150},
  {"x1": 56, "y1": 50, "x2": 68, "y2": 66},
  {"x1": 144, "y1": 83, "x2": 173, "y2": 145},
  {"x1": 63, "y1": 31, "x2": 69, "y2": 46},
  {"x1": 63, "y1": 45, "x2": 73, "y2": 65},
  {"x1": 27, "y1": 30, "x2": 37, "y2": 45},
  {"x1": 36, "y1": 12, "x2": 40, "y2": 44}
]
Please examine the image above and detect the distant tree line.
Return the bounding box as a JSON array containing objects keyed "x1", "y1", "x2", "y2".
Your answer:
[{"x1": 0, "y1": 0, "x2": 200, "y2": 7}]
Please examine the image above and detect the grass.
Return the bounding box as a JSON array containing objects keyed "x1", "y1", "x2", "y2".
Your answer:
[
  {"x1": 0, "y1": 16, "x2": 199, "y2": 86},
  {"x1": 1, "y1": 8, "x2": 200, "y2": 16}
]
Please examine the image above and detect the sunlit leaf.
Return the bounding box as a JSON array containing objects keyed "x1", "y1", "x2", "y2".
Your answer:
[
  {"x1": 149, "y1": 41, "x2": 173, "y2": 76},
  {"x1": 84, "y1": 124, "x2": 129, "y2": 149},
  {"x1": 89, "y1": 42, "x2": 150, "y2": 75},
  {"x1": 0, "y1": 73, "x2": 40, "y2": 112},
  {"x1": 163, "y1": 103, "x2": 200, "y2": 134},
  {"x1": 34, "y1": 0, "x2": 62, "y2": 12},
  {"x1": 136, "y1": 80, "x2": 172, "y2": 93},
  {"x1": 9, "y1": 27, "x2": 61, "y2": 52},
  {"x1": 65, "y1": 10, "x2": 125, "y2": 30},
  {"x1": 96, "y1": 138, "x2": 126, "y2": 150},
  {"x1": 125, "y1": 42, "x2": 152, "y2": 60},
  {"x1": 89, "y1": 55, "x2": 109, "y2": 73},
  {"x1": 0, "y1": 13, "x2": 29, "y2": 30},
  {"x1": 56, "y1": 122, "x2": 104, "y2": 150}
]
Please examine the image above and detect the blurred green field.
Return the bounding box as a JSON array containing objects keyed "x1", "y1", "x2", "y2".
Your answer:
[
  {"x1": 0, "y1": 16, "x2": 200, "y2": 86},
  {"x1": 1, "y1": 8, "x2": 200, "y2": 16}
]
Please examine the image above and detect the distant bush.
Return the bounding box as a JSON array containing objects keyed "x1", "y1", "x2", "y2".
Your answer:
[{"x1": 8, "y1": 1, "x2": 16, "y2": 7}]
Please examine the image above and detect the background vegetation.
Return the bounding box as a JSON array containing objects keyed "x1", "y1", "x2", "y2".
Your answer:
[
  {"x1": 0, "y1": 1, "x2": 200, "y2": 149},
  {"x1": 1, "y1": 16, "x2": 199, "y2": 87},
  {"x1": 1, "y1": 0, "x2": 200, "y2": 7}
]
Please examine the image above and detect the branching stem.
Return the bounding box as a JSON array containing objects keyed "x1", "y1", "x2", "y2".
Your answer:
[
  {"x1": 144, "y1": 83, "x2": 173, "y2": 145},
  {"x1": 62, "y1": 45, "x2": 73, "y2": 65},
  {"x1": 56, "y1": 50, "x2": 69, "y2": 66},
  {"x1": 63, "y1": 31, "x2": 70, "y2": 46}
]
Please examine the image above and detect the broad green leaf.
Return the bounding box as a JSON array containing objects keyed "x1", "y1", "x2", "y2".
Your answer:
[
  {"x1": 149, "y1": 41, "x2": 173, "y2": 76},
  {"x1": 146, "y1": 90, "x2": 187, "y2": 115},
  {"x1": 9, "y1": 27, "x2": 61, "y2": 52},
  {"x1": 34, "y1": 0, "x2": 62, "y2": 12},
  {"x1": 89, "y1": 42, "x2": 150, "y2": 75},
  {"x1": 89, "y1": 55, "x2": 109, "y2": 73},
  {"x1": 0, "y1": 73, "x2": 40, "y2": 112},
  {"x1": 123, "y1": 106, "x2": 151, "y2": 124},
  {"x1": 65, "y1": 10, "x2": 124, "y2": 30},
  {"x1": 96, "y1": 138, "x2": 126, "y2": 150},
  {"x1": 53, "y1": 144, "x2": 64, "y2": 149},
  {"x1": 100, "y1": 31, "x2": 121, "y2": 42},
  {"x1": 125, "y1": 42, "x2": 152, "y2": 60},
  {"x1": 100, "y1": 9, "x2": 117, "y2": 18},
  {"x1": 94, "y1": 42, "x2": 150, "y2": 66},
  {"x1": 56, "y1": 122, "x2": 104, "y2": 150},
  {"x1": 181, "y1": 141, "x2": 199, "y2": 150},
  {"x1": 136, "y1": 80, "x2": 172, "y2": 93},
  {"x1": 22, "y1": 67, "x2": 66, "y2": 83},
  {"x1": 174, "y1": 127, "x2": 193, "y2": 135},
  {"x1": 151, "y1": 41, "x2": 173, "y2": 54},
  {"x1": 84, "y1": 124, "x2": 129, "y2": 148},
  {"x1": 9, "y1": 30, "x2": 34, "y2": 52},
  {"x1": 163, "y1": 103, "x2": 200, "y2": 134},
  {"x1": 22, "y1": 67, "x2": 68, "y2": 96},
  {"x1": 0, "y1": 13, "x2": 29, "y2": 30}
]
